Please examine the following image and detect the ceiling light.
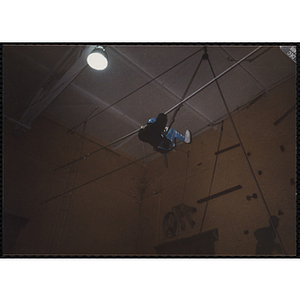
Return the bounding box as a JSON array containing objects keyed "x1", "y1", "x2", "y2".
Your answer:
[{"x1": 87, "y1": 46, "x2": 108, "y2": 70}]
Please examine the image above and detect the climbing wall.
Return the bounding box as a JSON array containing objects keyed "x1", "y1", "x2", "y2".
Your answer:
[
  {"x1": 3, "y1": 114, "x2": 145, "y2": 255},
  {"x1": 138, "y1": 76, "x2": 296, "y2": 256}
]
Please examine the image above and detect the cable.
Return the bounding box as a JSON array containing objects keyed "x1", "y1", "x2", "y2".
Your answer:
[
  {"x1": 52, "y1": 51, "x2": 204, "y2": 207},
  {"x1": 207, "y1": 55, "x2": 287, "y2": 255},
  {"x1": 48, "y1": 122, "x2": 87, "y2": 253},
  {"x1": 55, "y1": 127, "x2": 141, "y2": 171},
  {"x1": 56, "y1": 122, "x2": 87, "y2": 252},
  {"x1": 68, "y1": 48, "x2": 204, "y2": 133},
  {"x1": 181, "y1": 50, "x2": 205, "y2": 100},
  {"x1": 164, "y1": 46, "x2": 262, "y2": 115},
  {"x1": 56, "y1": 47, "x2": 262, "y2": 171},
  {"x1": 42, "y1": 151, "x2": 157, "y2": 204}
]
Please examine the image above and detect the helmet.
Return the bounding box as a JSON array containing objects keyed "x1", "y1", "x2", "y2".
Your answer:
[{"x1": 147, "y1": 118, "x2": 156, "y2": 124}]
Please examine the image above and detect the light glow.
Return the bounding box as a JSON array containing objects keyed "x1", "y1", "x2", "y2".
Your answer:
[{"x1": 87, "y1": 52, "x2": 108, "y2": 70}]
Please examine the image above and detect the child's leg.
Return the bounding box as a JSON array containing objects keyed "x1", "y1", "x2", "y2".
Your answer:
[{"x1": 165, "y1": 128, "x2": 185, "y2": 144}]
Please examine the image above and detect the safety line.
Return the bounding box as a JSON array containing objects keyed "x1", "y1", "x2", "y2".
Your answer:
[
  {"x1": 164, "y1": 47, "x2": 262, "y2": 115},
  {"x1": 68, "y1": 48, "x2": 204, "y2": 133},
  {"x1": 55, "y1": 47, "x2": 262, "y2": 171},
  {"x1": 165, "y1": 53, "x2": 204, "y2": 130},
  {"x1": 172, "y1": 49, "x2": 204, "y2": 196},
  {"x1": 181, "y1": 53, "x2": 204, "y2": 100},
  {"x1": 207, "y1": 55, "x2": 287, "y2": 255}
]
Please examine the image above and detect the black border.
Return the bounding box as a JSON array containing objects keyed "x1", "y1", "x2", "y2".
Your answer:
[{"x1": 1, "y1": 42, "x2": 299, "y2": 259}]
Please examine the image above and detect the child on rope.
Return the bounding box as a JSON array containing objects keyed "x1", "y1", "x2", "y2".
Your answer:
[{"x1": 138, "y1": 113, "x2": 191, "y2": 154}]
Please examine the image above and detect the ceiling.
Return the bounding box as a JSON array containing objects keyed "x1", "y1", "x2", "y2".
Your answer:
[{"x1": 3, "y1": 44, "x2": 296, "y2": 161}]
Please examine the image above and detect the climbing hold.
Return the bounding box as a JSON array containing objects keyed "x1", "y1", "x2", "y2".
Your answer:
[
  {"x1": 247, "y1": 193, "x2": 257, "y2": 201},
  {"x1": 278, "y1": 210, "x2": 284, "y2": 216}
]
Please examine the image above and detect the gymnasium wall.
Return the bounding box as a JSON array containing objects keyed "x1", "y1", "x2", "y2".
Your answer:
[
  {"x1": 3, "y1": 115, "x2": 145, "y2": 255},
  {"x1": 137, "y1": 76, "x2": 296, "y2": 256},
  {"x1": 3, "y1": 76, "x2": 296, "y2": 256}
]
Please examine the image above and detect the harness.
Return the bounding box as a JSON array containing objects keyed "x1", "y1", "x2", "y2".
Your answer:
[
  {"x1": 156, "y1": 105, "x2": 183, "y2": 153},
  {"x1": 156, "y1": 132, "x2": 173, "y2": 153}
]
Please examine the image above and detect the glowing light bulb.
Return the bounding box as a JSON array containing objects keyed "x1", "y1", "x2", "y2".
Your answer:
[{"x1": 87, "y1": 48, "x2": 108, "y2": 70}]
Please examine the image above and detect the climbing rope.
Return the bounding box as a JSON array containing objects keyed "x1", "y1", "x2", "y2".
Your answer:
[
  {"x1": 206, "y1": 52, "x2": 287, "y2": 254},
  {"x1": 56, "y1": 47, "x2": 262, "y2": 171}
]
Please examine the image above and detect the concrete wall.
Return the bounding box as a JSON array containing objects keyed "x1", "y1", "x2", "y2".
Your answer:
[{"x1": 4, "y1": 77, "x2": 296, "y2": 256}]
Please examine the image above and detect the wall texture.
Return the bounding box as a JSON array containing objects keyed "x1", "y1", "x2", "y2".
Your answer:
[
  {"x1": 4, "y1": 115, "x2": 145, "y2": 255},
  {"x1": 3, "y1": 77, "x2": 296, "y2": 256},
  {"x1": 137, "y1": 76, "x2": 296, "y2": 256}
]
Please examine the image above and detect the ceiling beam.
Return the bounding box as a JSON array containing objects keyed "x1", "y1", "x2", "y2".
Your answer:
[
  {"x1": 12, "y1": 46, "x2": 142, "y2": 131},
  {"x1": 71, "y1": 84, "x2": 142, "y2": 128},
  {"x1": 17, "y1": 46, "x2": 94, "y2": 128},
  {"x1": 219, "y1": 46, "x2": 269, "y2": 92},
  {"x1": 109, "y1": 46, "x2": 216, "y2": 125}
]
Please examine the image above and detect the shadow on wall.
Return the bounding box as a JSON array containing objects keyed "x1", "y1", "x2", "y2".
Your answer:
[
  {"x1": 155, "y1": 228, "x2": 218, "y2": 255},
  {"x1": 3, "y1": 213, "x2": 29, "y2": 254},
  {"x1": 253, "y1": 215, "x2": 283, "y2": 255},
  {"x1": 162, "y1": 204, "x2": 197, "y2": 238}
]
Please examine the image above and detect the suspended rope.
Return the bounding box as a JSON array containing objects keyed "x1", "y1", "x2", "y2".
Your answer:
[
  {"x1": 206, "y1": 53, "x2": 287, "y2": 255},
  {"x1": 164, "y1": 46, "x2": 262, "y2": 115},
  {"x1": 68, "y1": 48, "x2": 204, "y2": 133},
  {"x1": 55, "y1": 46, "x2": 262, "y2": 171},
  {"x1": 43, "y1": 151, "x2": 157, "y2": 204},
  {"x1": 165, "y1": 51, "x2": 205, "y2": 131}
]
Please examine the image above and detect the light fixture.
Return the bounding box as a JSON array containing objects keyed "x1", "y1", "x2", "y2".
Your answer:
[{"x1": 87, "y1": 46, "x2": 108, "y2": 70}]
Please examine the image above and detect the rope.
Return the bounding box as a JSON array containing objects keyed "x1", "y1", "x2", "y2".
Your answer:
[
  {"x1": 55, "y1": 47, "x2": 262, "y2": 171},
  {"x1": 55, "y1": 46, "x2": 262, "y2": 171},
  {"x1": 68, "y1": 48, "x2": 204, "y2": 133},
  {"x1": 48, "y1": 121, "x2": 87, "y2": 253},
  {"x1": 164, "y1": 47, "x2": 262, "y2": 115},
  {"x1": 206, "y1": 55, "x2": 287, "y2": 255},
  {"x1": 56, "y1": 51, "x2": 204, "y2": 171},
  {"x1": 165, "y1": 53, "x2": 204, "y2": 131},
  {"x1": 43, "y1": 151, "x2": 156, "y2": 204}
]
